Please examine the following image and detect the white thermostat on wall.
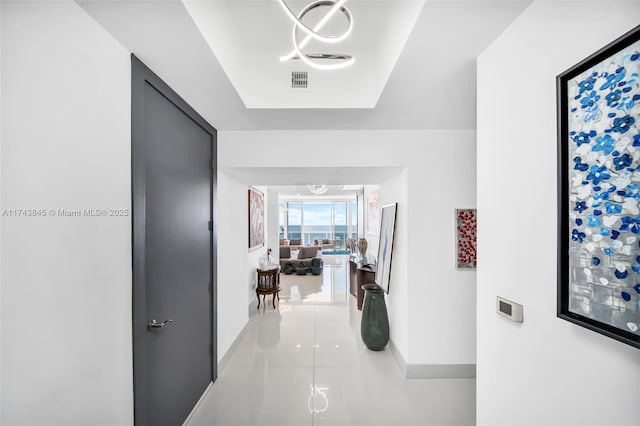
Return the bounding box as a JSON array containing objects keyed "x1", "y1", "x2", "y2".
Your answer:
[{"x1": 496, "y1": 296, "x2": 523, "y2": 322}]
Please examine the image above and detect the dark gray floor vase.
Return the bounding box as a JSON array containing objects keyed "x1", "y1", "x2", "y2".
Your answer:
[{"x1": 360, "y1": 284, "x2": 390, "y2": 351}]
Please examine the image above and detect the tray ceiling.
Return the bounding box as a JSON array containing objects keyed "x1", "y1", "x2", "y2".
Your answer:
[{"x1": 183, "y1": 0, "x2": 425, "y2": 108}]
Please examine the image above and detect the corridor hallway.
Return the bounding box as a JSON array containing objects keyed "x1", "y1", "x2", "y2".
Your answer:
[{"x1": 186, "y1": 255, "x2": 475, "y2": 426}]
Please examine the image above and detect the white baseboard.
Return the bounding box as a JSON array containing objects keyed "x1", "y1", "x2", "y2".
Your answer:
[
  {"x1": 248, "y1": 297, "x2": 258, "y2": 312},
  {"x1": 184, "y1": 317, "x2": 254, "y2": 424},
  {"x1": 407, "y1": 364, "x2": 476, "y2": 378},
  {"x1": 388, "y1": 339, "x2": 476, "y2": 378},
  {"x1": 217, "y1": 319, "x2": 252, "y2": 375},
  {"x1": 388, "y1": 339, "x2": 408, "y2": 376}
]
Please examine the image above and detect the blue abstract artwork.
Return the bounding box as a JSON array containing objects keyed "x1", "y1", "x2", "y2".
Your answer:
[{"x1": 560, "y1": 27, "x2": 640, "y2": 348}]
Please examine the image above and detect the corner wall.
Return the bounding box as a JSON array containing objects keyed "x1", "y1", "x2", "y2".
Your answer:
[
  {"x1": 267, "y1": 188, "x2": 280, "y2": 263},
  {"x1": 477, "y1": 2, "x2": 640, "y2": 425},
  {"x1": 1, "y1": 2, "x2": 132, "y2": 424},
  {"x1": 218, "y1": 129, "x2": 477, "y2": 371},
  {"x1": 246, "y1": 185, "x2": 271, "y2": 305},
  {"x1": 216, "y1": 171, "x2": 253, "y2": 362},
  {"x1": 215, "y1": 178, "x2": 277, "y2": 361}
]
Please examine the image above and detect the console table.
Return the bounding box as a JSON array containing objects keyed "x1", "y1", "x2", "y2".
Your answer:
[{"x1": 349, "y1": 257, "x2": 376, "y2": 310}]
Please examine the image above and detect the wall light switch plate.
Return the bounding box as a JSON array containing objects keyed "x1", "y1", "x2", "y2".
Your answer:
[{"x1": 496, "y1": 297, "x2": 523, "y2": 322}]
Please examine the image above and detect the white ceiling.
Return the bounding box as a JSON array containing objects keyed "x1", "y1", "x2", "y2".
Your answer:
[
  {"x1": 182, "y1": 0, "x2": 425, "y2": 108},
  {"x1": 272, "y1": 185, "x2": 360, "y2": 198},
  {"x1": 222, "y1": 166, "x2": 399, "y2": 196},
  {"x1": 77, "y1": 0, "x2": 532, "y2": 130},
  {"x1": 222, "y1": 166, "x2": 403, "y2": 185}
]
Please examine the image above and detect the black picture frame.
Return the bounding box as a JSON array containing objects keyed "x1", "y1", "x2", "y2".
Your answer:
[
  {"x1": 375, "y1": 203, "x2": 397, "y2": 294},
  {"x1": 557, "y1": 25, "x2": 640, "y2": 349}
]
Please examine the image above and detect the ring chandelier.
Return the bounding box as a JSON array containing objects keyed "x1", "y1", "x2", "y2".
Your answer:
[{"x1": 278, "y1": 0, "x2": 355, "y2": 70}]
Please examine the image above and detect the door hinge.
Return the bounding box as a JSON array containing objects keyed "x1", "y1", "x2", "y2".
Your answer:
[
  {"x1": 208, "y1": 221, "x2": 212, "y2": 231},
  {"x1": 209, "y1": 159, "x2": 214, "y2": 170}
]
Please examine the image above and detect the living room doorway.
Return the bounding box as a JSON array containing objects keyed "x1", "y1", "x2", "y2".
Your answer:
[{"x1": 278, "y1": 192, "x2": 359, "y2": 253}]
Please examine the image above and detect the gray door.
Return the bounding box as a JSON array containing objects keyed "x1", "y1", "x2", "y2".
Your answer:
[{"x1": 132, "y1": 56, "x2": 217, "y2": 426}]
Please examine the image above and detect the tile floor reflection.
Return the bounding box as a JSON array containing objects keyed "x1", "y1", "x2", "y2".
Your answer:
[{"x1": 186, "y1": 255, "x2": 475, "y2": 426}]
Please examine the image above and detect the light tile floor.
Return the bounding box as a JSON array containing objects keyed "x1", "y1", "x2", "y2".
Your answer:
[{"x1": 187, "y1": 255, "x2": 475, "y2": 426}]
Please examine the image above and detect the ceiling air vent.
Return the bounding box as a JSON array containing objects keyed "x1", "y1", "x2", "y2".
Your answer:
[{"x1": 291, "y1": 71, "x2": 308, "y2": 89}]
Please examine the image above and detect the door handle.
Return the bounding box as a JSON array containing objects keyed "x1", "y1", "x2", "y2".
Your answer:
[{"x1": 147, "y1": 318, "x2": 173, "y2": 331}]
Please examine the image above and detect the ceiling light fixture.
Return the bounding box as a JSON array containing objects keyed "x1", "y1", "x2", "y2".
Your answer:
[
  {"x1": 308, "y1": 185, "x2": 328, "y2": 195},
  {"x1": 278, "y1": 0, "x2": 355, "y2": 71}
]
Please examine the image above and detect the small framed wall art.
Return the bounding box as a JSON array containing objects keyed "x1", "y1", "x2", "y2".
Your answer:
[
  {"x1": 248, "y1": 187, "x2": 264, "y2": 252},
  {"x1": 367, "y1": 189, "x2": 380, "y2": 235},
  {"x1": 557, "y1": 25, "x2": 640, "y2": 349},
  {"x1": 455, "y1": 208, "x2": 477, "y2": 270}
]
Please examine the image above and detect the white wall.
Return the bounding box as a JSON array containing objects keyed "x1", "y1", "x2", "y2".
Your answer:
[
  {"x1": 216, "y1": 179, "x2": 275, "y2": 361},
  {"x1": 374, "y1": 172, "x2": 409, "y2": 366},
  {"x1": 216, "y1": 171, "x2": 253, "y2": 362},
  {"x1": 407, "y1": 133, "x2": 477, "y2": 365},
  {"x1": 266, "y1": 188, "x2": 279, "y2": 261},
  {"x1": 246, "y1": 185, "x2": 270, "y2": 303},
  {"x1": 219, "y1": 130, "x2": 477, "y2": 369},
  {"x1": 1, "y1": 2, "x2": 132, "y2": 425},
  {"x1": 477, "y1": 2, "x2": 640, "y2": 425}
]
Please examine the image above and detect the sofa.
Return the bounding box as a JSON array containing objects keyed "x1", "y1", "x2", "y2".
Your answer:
[
  {"x1": 313, "y1": 238, "x2": 336, "y2": 251},
  {"x1": 279, "y1": 245, "x2": 323, "y2": 275}
]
